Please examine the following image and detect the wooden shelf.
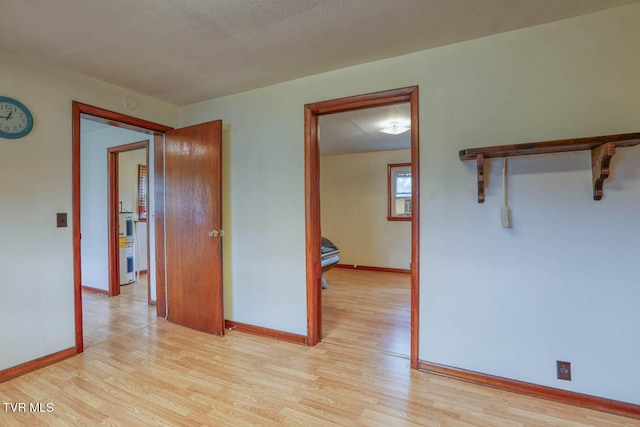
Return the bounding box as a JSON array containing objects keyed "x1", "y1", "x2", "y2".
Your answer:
[{"x1": 459, "y1": 132, "x2": 640, "y2": 203}]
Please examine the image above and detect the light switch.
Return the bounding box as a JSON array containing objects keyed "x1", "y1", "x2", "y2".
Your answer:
[{"x1": 57, "y1": 213, "x2": 68, "y2": 228}]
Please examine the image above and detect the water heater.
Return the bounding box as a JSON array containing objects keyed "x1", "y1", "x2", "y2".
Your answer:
[{"x1": 119, "y1": 212, "x2": 136, "y2": 285}]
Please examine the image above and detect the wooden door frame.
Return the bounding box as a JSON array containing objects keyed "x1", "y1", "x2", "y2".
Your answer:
[
  {"x1": 72, "y1": 101, "x2": 172, "y2": 353},
  {"x1": 304, "y1": 86, "x2": 420, "y2": 368},
  {"x1": 106, "y1": 140, "x2": 149, "y2": 297}
]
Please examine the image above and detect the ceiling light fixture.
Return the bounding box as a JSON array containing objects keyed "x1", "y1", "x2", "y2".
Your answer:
[{"x1": 380, "y1": 120, "x2": 410, "y2": 135}]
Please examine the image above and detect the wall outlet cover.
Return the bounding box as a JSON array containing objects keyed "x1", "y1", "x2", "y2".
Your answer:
[{"x1": 557, "y1": 360, "x2": 571, "y2": 381}]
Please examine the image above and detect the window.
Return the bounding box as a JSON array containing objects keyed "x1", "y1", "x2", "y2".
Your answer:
[
  {"x1": 137, "y1": 164, "x2": 148, "y2": 222},
  {"x1": 388, "y1": 163, "x2": 412, "y2": 221}
]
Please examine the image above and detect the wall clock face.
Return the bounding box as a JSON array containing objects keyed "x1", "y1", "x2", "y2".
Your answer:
[{"x1": 0, "y1": 96, "x2": 34, "y2": 139}]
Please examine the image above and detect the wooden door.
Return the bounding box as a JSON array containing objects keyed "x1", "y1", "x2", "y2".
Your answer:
[{"x1": 165, "y1": 120, "x2": 224, "y2": 335}]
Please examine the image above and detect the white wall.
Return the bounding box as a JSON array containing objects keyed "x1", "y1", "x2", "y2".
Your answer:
[
  {"x1": 320, "y1": 149, "x2": 411, "y2": 269},
  {"x1": 118, "y1": 148, "x2": 148, "y2": 272},
  {"x1": 0, "y1": 47, "x2": 177, "y2": 371},
  {"x1": 180, "y1": 4, "x2": 640, "y2": 404},
  {"x1": 81, "y1": 127, "x2": 154, "y2": 295}
]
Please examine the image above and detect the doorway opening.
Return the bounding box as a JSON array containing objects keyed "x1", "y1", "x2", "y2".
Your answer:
[
  {"x1": 304, "y1": 86, "x2": 420, "y2": 367},
  {"x1": 72, "y1": 102, "x2": 171, "y2": 353},
  {"x1": 82, "y1": 136, "x2": 154, "y2": 347},
  {"x1": 106, "y1": 140, "x2": 150, "y2": 298},
  {"x1": 73, "y1": 102, "x2": 225, "y2": 353},
  {"x1": 318, "y1": 102, "x2": 412, "y2": 358}
]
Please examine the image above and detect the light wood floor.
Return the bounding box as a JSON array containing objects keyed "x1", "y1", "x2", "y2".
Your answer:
[
  {"x1": 322, "y1": 268, "x2": 410, "y2": 357},
  {"x1": 82, "y1": 274, "x2": 157, "y2": 347},
  {"x1": 1, "y1": 274, "x2": 638, "y2": 426}
]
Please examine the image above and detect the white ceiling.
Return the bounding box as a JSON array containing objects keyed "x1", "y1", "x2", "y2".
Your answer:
[
  {"x1": 319, "y1": 103, "x2": 411, "y2": 155},
  {"x1": 1, "y1": 0, "x2": 636, "y2": 106}
]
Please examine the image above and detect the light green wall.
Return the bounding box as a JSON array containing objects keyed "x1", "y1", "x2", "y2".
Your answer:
[
  {"x1": 180, "y1": 4, "x2": 640, "y2": 404},
  {"x1": 0, "y1": 47, "x2": 177, "y2": 370},
  {"x1": 1, "y1": 2, "x2": 639, "y2": 407},
  {"x1": 321, "y1": 149, "x2": 411, "y2": 269}
]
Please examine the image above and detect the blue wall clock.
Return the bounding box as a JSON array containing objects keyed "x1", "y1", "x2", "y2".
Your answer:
[{"x1": 0, "y1": 96, "x2": 34, "y2": 139}]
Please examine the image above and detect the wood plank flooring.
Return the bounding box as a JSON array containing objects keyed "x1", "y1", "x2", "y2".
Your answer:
[
  {"x1": 1, "y1": 271, "x2": 638, "y2": 426},
  {"x1": 82, "y1": 274, "x2": 157, "y2": 347},
  {"x1": 322, "y1": 268, "x2": 410, "y2": 357}
]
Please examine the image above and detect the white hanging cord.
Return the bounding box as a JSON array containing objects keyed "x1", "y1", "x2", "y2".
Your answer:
[
  {"x1": 501, "y1": 158, "x2": 512, "y2": 228},
  {"x1": 503, "y1": 158, "x2": 508, "y2": 205}
]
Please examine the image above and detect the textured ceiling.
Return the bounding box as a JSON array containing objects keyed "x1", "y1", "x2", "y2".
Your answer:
[
  {"x1": 2, "y1": 0, "x2": 636, "y2": 105},
  {"x1": 319, "y1": 104, "x2": 411, "y2": 156}
]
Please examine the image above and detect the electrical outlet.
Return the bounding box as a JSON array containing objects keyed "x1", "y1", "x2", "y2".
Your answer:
[
  {"x1": 557, "y1": 360, "x2": 571, "y2": 381},
  {"x1": 57, "y1": 213, "x2": 68, "y2": 228}
]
